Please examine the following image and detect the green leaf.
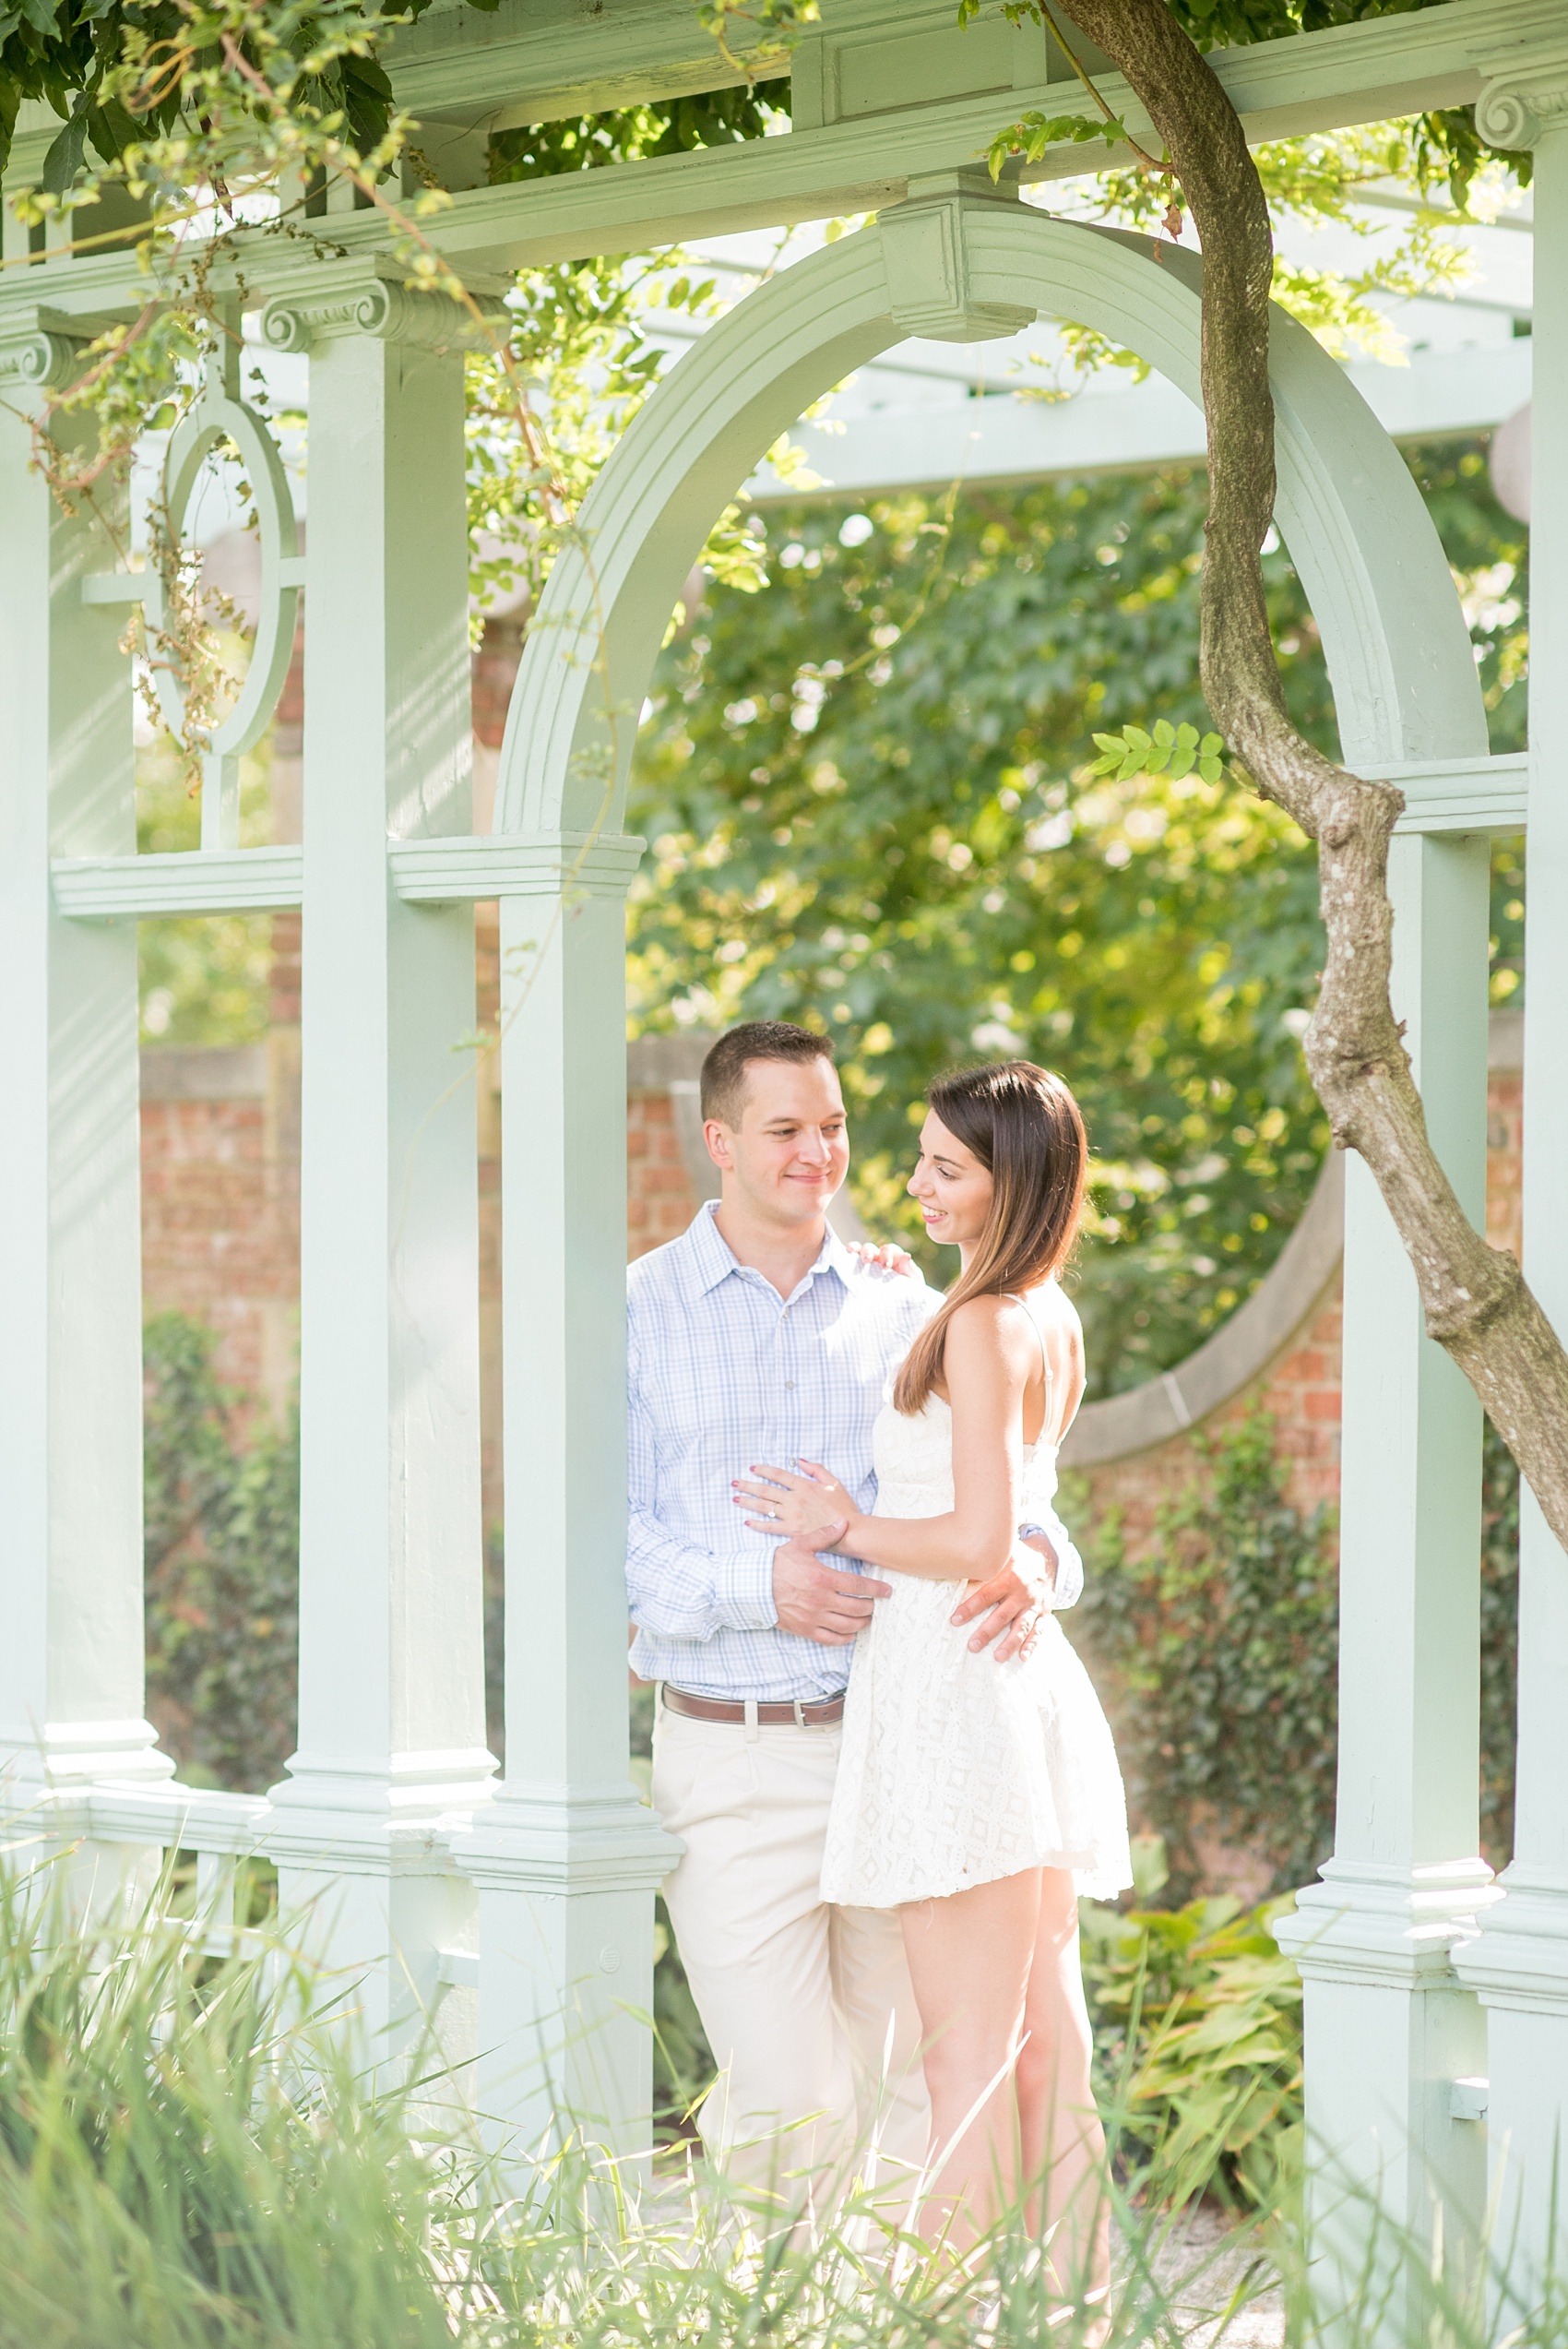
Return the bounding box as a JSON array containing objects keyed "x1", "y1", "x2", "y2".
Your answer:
[
  {"x1": 988, "y1": 107, "x2": 1129, "y2": 180},
  {"x1": 42, "y1": 102, "x2": 89, "y2": 196}
]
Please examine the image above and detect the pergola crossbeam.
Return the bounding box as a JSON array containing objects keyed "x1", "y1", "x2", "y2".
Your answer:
[
  {"x1": 47, "y1": 755, "x2": 1529, "y2": 924},
  {"x1": 0, "y1": 0, "x2": 1549, "y2": 308},
  {"x1": 52, "y1": 846, "x2": 307, "y2": 917}
]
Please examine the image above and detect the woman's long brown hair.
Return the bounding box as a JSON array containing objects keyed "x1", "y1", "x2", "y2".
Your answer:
[{"x1": 893, "y1": 1061, "x2": 1087, "y2": 1415}]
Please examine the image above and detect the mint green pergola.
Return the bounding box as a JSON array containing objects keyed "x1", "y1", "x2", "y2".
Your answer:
[{"x1": 1, "y1": 0, "x2": 1564, "y2": 2311}]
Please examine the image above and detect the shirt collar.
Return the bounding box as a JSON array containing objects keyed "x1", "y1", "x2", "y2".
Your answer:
[{"x1": 682, "y1": 1197, "x2": 854, "y2": 1299}]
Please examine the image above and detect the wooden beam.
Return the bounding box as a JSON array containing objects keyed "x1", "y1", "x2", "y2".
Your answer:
[
  {"x1": 308, "y1": 0, "x2": 1559, "y2": 275},
  {"x1": 380, "y1": 0, "x2": 1506, "y2": 142},
  {"x1": 384, "y1": 0, "x2": 790, "y2": 126},
  {"x1": 4, "y1": 0, "x2": 1546, "y2": 315},
  {"x1": 51, "y1": 846, "x2": 305, "y2": 917}
]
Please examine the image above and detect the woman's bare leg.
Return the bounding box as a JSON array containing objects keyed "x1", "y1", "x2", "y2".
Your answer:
[
  {"x1": 899, "y1": 1870, "x2": 1042, "y2": 2252},
  {"x1": 1015, "y1": 1867, "x2": 1110, "y2": 2307}
]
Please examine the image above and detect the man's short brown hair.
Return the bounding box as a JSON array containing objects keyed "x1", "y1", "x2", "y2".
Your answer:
[{"x1": 699, "y1": 1021, "x2": 837, "y2": 1127}]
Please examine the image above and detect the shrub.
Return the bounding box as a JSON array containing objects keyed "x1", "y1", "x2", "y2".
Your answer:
[
  {"x1": 1075, "y1": 1409, "x2": 1522, "y2": 1900},
  {"x1": 143, "y1": 1313, "x2": 299, "y2": 1793},
  {"x1": 1076, "y1": 1412, "x2": 1337, "y2": 1902},
  {"x1": 1083, "y1": 1874, "x2": 1302, "y2": 2214}
]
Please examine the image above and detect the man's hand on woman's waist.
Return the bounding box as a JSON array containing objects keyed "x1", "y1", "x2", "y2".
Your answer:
[{"x1": 771, "y1": 1524, "x2": 892, "y2": 1645}]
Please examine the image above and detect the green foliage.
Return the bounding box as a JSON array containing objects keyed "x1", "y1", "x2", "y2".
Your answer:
[
  {"x1": 693, "y1": 0, "x2": 819, "y2": 80},
  {"x1": 630, "y1": 466, "x2": 1334, "y2": 1396},
  {"x1": 969, "y1": 5, "x2": 1529, "y2": 226},
  {"x1": 466, "y1": 254, "x2": 765, "y2": 627},
  {"x1": 486, "y1": 86, "x2": 781, "y2": 185},
  {"x1": 986, "y1": 108, "x2": 1132, "y2": 180},
  {"x1": 0, "y1": 1854, "x2": 1545, "y2": 2345},
  {"x1": 0, "y1": 1862, "x2": 1308, "y2": 2347},
  {"x1": 1075, "y1": 1411, "x2": 1523, "y2": 1900},
  {"x1": 1077, "y1": 1412, "x2": 1338, "y2": 1902},
  {"x1": 143, "y1": 1312, "x2": 299, "y2": 1793},
  {"x1": 137, "y1": 729, "x2": 276, "y2": 1045},
  {"x1": 1083, "y1": 1888, "x2": 1303, "y2": 2213},
  {"x1": 1088, "y1": 720, "x2": 1225, "y2": 787},
  {"x1": 1075, "y1": 119, "x2": 1524, "y2": 364},
  {"x1": 630, "y1": 443, "x2": 1527, "y2": 1392},
  {"x1": 0, "y1": 0, "x2": 406, "y2": 182},
  {"x1": 0, "y1": 1870, "x2": 469, "y2": 2346},
  {"x1": 138, "y1": 915, "x2": 273, "y2": 1045}
]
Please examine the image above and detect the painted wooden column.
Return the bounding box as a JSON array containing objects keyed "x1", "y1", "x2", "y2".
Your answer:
[
  {"x1": 0, "y1": 309, "x2": 172, "y2": 1875},
  {"x1": 1278, "y1": 825, "x2": 1493, "y2": 2306},
  {"x1": 1453, "y1": 39, "x2": 1568, "y2": 2290},
  {"x1": 257, "y1": 263, "x2": 499, "y2": 2057},
  {"x1": 451, "y1": 851, "x2": 681, "y2": 2157}
]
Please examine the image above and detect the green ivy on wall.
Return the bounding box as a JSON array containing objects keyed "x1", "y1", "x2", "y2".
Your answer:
[
  {"x1": 1072, "y1": 1410, "x2": 1521, "y2": 1902},
  {"x1": 143, "y1": 1313, "x2": 299, "y2": 1794}
]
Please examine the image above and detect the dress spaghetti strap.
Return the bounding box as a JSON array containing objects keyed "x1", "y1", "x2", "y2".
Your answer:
[{"x1": 1002, "y1": 1291, "x2": 1053, "y2": 1437}]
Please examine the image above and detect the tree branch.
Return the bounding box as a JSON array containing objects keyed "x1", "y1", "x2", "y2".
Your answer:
[{"x1": 1052, "y1": 0, "x2": 1568, "y2": 1549}]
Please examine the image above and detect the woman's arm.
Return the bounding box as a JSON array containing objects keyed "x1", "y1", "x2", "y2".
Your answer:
[{"x1": 736, "y1": 1296, "x2": 1038, "y2": 1582}]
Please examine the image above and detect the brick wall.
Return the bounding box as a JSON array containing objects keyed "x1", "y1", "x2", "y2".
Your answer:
[
  {"x1": 141, "y1": 1040, "x2": 300, "y2": 1427},
  {"x1": 1071, "y1": 1011, "x2": 1524, "y2": 1542},
  {"x1": 628, "y1": 1088, "x2": 702, "y2": 1258},
  {"x1": 139, "y1": 1004, "x2": 1525, "y2": 1549}
]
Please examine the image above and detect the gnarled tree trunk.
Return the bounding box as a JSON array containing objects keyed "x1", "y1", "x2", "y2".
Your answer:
[{"x1": 1055, "y1": 0, "x2": 1568, "y2": 1546}]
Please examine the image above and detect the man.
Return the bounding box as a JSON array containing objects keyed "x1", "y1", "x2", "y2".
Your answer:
[{"x1": 626, "y1": 1020, "x2": 1083, "y2": 2182}]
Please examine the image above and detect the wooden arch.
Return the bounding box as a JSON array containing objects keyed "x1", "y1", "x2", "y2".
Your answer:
[
  {"x1": 478, "y1": 183, "x2": 1498, "y2": 2164},
  {"x1": 493, "y1": 185, "x2": 1487, "y2": 841}
]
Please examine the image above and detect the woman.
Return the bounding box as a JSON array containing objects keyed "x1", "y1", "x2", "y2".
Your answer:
[{"x1": 733, "y1": 1062, "x2": 1131, "y2": 2287}]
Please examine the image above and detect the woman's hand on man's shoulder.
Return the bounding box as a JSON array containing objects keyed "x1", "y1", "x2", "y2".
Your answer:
[{"x1": 848, "y1": 1238, "x2": 921, "y2": 1280}]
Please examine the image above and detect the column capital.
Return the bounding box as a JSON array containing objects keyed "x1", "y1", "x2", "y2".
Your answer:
[
  {"x1": 1472, "y1": 34, "x2": 1568, "y2": 151},
  {"x1": 880, "y1": 177, "x2": 1034, "y2": 344},
  {"x1": 260, "y1": 257, "x2": 511, "y2": 355},
  {"x1": 0, "y1": 303, "x2": 101, "y2": 396}
]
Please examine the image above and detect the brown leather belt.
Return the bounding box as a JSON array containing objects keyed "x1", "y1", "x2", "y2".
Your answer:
[{"x1": 661, "y1": 1685, "x2": 846, "y2": 1727}]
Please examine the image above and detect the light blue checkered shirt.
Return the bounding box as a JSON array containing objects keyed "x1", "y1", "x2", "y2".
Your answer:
[{"x1": 626, "y1": 1201, "x2": 1083, "y2": 1702}]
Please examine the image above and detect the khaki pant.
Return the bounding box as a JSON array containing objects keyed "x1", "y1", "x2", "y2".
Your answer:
[{"x1": 652, "y1": 1698, "x2": 931, "y2": 2190}]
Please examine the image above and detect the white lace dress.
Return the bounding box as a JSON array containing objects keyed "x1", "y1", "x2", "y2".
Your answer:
[{"x1": 820, "y1": 1389, "x2": 1133, "y2": 1909}]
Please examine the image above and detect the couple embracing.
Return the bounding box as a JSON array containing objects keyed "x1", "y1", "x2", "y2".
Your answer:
[{"x1": 628, "y1": 1020, "x2": 1131, "y2": 2275}]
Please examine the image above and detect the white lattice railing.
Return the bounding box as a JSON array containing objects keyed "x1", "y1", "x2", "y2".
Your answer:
[{"x1": 86, "y1": 1785, "x2": 274, "y2": 1958}]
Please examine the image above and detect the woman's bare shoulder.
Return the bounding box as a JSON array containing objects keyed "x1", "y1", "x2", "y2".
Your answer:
[
  {"x1": 1028, "y1": 1279, "x2": 1085, "y2": 1382},
  {"x1": 944, "y1": 1292, "x2": 1016, "y2": 1340},
  {"x1": 1032, "y1": 1277, "x2": 1083, "y2": 1340}
]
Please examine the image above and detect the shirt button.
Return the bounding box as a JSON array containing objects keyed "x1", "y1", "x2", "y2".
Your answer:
[{"x1": 785, "y1": 1379, "x2": 796, "y2": 1390}]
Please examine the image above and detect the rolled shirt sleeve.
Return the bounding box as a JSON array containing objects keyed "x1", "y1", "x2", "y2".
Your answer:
[{"x1": 1019, "y1": 1515, "x2": 1086, "y2": 1612}]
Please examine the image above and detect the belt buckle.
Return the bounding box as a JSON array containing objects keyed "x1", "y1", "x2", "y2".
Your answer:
[{"x1": 793, "y1": 1698, "x2": 807, "y2": 1727}]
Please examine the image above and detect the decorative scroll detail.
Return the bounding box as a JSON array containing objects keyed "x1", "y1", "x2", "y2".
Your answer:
[
  {"x1": 0, "y1": 305, "x2": 95, "y2": 394},
  {"x1": 260, "y1": 259, "x2": 510, "y2": 355},
  {"x1": 1473, "y1": 36, "x2": 1568, "y2": 150},
  {"x1": 880, "y1": 173, "x2": 1035, "y2": 344},
  {"x1": 80, "y1": 337, "x2": 302, "y2": 853}
]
